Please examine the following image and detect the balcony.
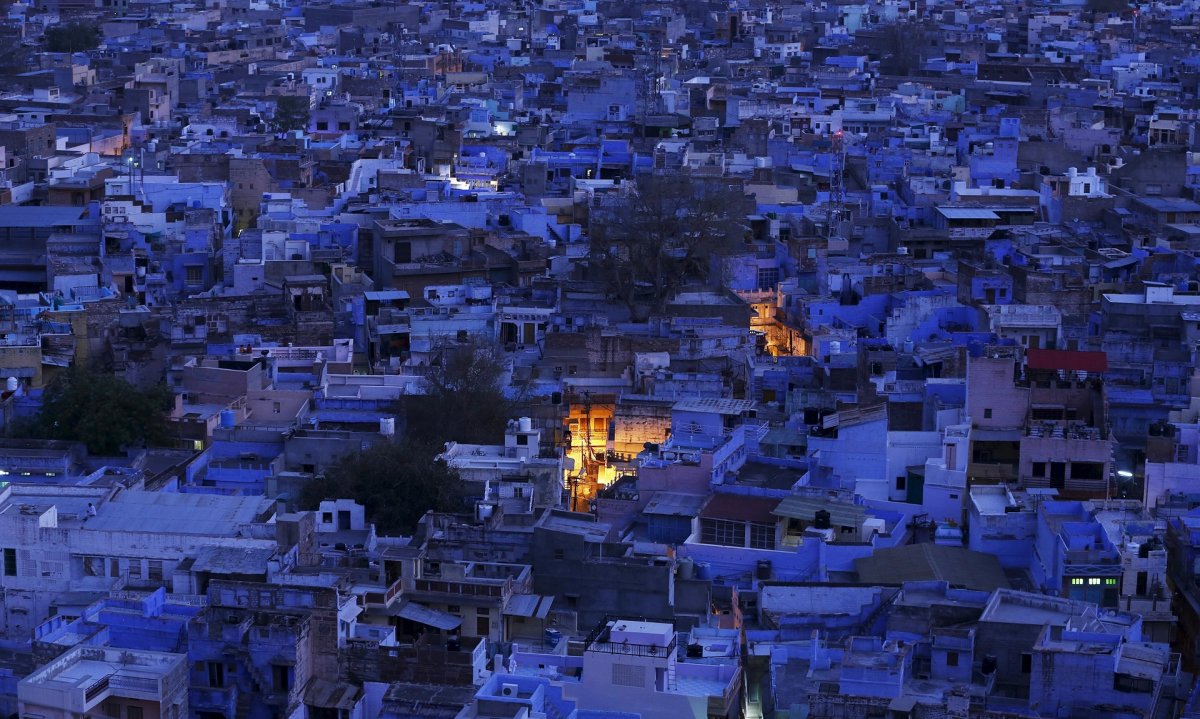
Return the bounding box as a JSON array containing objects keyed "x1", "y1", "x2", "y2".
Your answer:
[{"x1": 413, "y1": 576, "x2": 512, "y2": 598}]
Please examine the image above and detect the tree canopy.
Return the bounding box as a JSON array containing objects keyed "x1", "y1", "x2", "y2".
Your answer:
[
  {"x1": 24, "y1": 368, "x2": 171, "y2": 455},
  {"x1": 43, "y1": 22, "x2": 102, "y2": 54},
  {"x1": 300, "y1": 336, "x2": 511, "y2": 533},
  {"x1": 271, "y1": 95, "x2": 311, "y2": 134},
  {"x1": 589, "y1": 174, "x2": 748, "y2": 320},
  {"x1": 403, "y1": 336, "x2": 515, "y2": 446},
  {"x1": 300, "y1": 438, "x2": 467, "y2": 535},
  {"x1": 1086, "y1": 0, "x2": 1129, "y2": 13}
]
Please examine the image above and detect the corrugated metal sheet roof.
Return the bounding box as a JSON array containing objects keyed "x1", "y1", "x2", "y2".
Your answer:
[
  {"x1": 772, "y1": 496, "x2": 865, "y2": 527},
  {"x1": 854, "y1": 543, "x2": 1010, "y2": 592},
  {"x1": 396, "y1": 601, "x2": 462, "y2": 630},
  {"x1": 936, "y1": 207, "x2": 1000, "y2": 220},
  {"x1": 643, "y1": 492, "x2": 710, "y2": 517},
  {"x1": 504, "y1": 594, "x2": 554, "y2": 618}
]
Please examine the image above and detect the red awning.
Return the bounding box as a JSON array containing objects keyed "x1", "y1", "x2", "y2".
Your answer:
[{"x1": 1026, "y1": 349, "x2": 1108, "y2": 373}]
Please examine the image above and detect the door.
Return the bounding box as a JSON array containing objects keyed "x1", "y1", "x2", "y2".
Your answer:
[
  {"x1": 476, "y1": 615, "x2": 490, "y2": 636},
  {"x1": 522, "y1": 323, "x2": 535, "y2": 345},
  {"x1": 338, "y1": 511, "x2": 352, "y2": 531},
  {"x1": 1050, "y1": 462, "x2": 1066, "y2": 489}
]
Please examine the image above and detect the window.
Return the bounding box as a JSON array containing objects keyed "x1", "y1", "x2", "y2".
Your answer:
[
  {"x1": 208, "y1": 661, "x2": 226, "y2": 688},
  {"x1": 983, "y1": 408, "x2": 993, "y2": 419},
  {"x1": 1032, "y1": 462, "x2": 1046, "y2": 478},
  {"x1": 185, "y1": 266, "x2": 203, "y2": 285},
  {"x1": 1050, "y1": 462, "x2": 1066, "y2": 488},
  {"x1": 272, "y1": 665, "x2": 291, "y2": 693},
  {"x1": 946, "y1": 651, "x2": 959, "y2": 667},
  {"x1": 103, "y1": 701, "x2": 121, "y2": 717},
  {"x1": 447, "y1": 605, "x2": 461, "y2": 614},
  {"x1": 1031, "y1": 407, "x2": 1064, "y2": 421},
  {"x1": 1114, "y1": 673, "x2": 1154, "y2": 693},
  {"x1": 148, "y1": 560, "x2": 163, "y2": 581},
  {"x1": 749, "y1": 522, "x2": 776, "y2": 550},
  {"x1": 129, "y1": 559, "x2": 141, "y2": 579},
  {"x1": 895, "y1": 476, "x2": 906, "y2": 491},
  {"x1": 612, "y1": 663, "x2": 646, "y2": 688},
  {"x1": 322, "y1": 512, "x2": 333, "y2": 524},
  {"x1": 700, "y1": 518, "x2": 746, "y2": 547},
  {"x1": 554, "y1": 548, "x2": 564, "y2": 561},
  {"x1": 1021, "y1": 653, "x2": 1032, "y2": 673},
  {"x1": 316, "y1": 121, "x2": 329, "y2": 131}
]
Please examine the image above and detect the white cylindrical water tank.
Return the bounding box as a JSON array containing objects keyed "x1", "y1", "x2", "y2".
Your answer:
[
  {"x1": 678, "y1": 557, "x2": 695, "y2": 580},
  {"x1": 519, "y1": 417, "x2": 532, "y2": 432},
  {"x1": 830, "y1": 341, "x2": 841, "y2": 354},
  {"x1": 5, "y1": 377, "x2": 17, "y2": 392},
  {"x1": 380, "y1": 417, "x2": 396, "y2": 436}
]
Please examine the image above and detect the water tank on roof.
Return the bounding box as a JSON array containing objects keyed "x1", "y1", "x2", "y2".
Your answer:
[
  {"x1": 5, "y1": 377, "x2": 17, "y2": 392},
  {"x1": 756, "y1": 559, "x2": 772, "y2": 580},
  {"x1": 380, "y1": 417, "x2": 395, "y2": 436},
  {"x1": 219, "y1": 409, "x2": 235, "y2": 428},
  {"x1": 678, "y1": 557, "x2": 694, "y2": 580},
  {"x1": 519, "y1": 417, "x2": 532, "y2": 432}
]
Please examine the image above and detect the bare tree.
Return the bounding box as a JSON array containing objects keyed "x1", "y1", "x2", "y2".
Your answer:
[{"x1": 589, "y1": 174, "x2": 747, "y2": 320}]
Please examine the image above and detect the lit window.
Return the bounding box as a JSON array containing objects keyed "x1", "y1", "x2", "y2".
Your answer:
[
  {"x1": 1071, "y1": 578, "x2": 1084, "y2": 585},
  {"x1": 1105, "y1": 578, "x2": 1117, "y2": 585},
  {"x1": 1088, "y1": 577, "x2": 1101, "y2": 585}
]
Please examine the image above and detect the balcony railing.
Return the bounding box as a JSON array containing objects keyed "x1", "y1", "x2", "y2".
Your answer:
[
  {"x1": 110, "y1": 674, "x2": 159, "y2": 694},
  {"x1": 414, "y1": 576, "x2": 511, "y2": 598},
  {"x1": 85, "y1": 676, "x2": 109, "y2": 701}
]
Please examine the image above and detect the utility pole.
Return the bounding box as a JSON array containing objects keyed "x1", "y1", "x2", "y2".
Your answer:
[{"x1": 828, "y1": 129, "x2": 847, "y2": 240}]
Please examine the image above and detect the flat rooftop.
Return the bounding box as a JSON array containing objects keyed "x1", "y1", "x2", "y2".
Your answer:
[{"x1": 83, "y1": 491, "x2": 273, "y2": 535}]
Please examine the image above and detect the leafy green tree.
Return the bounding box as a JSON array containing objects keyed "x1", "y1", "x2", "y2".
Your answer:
[
  {"x1": 271, "y1": 95, "x2": 311, "y2": 134},
  {"x1": 300, "y1": 439, "x2": 467, "y2": 535},
  {"x1": 43, "y1": 22, "x2": 102, "y2": 54},
  {"x1": 403, "y1": 336, "x2": 515, "y2": 446},
  {"x1": 27, "y1": 368, "x2": 171, "y2": 455}
]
